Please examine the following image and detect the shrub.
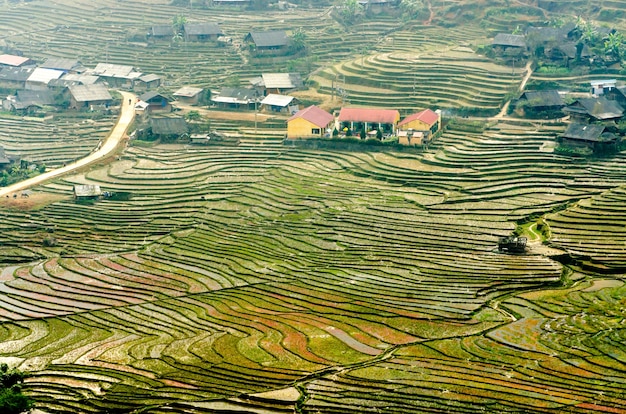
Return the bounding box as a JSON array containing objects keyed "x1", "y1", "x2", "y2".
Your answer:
[{"x1": 0, "y1": 364, "x2": 33, "y2": 414}]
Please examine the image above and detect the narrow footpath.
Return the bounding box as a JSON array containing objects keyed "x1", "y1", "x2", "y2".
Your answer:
[{"x1": 0, "y1": 90, "x2": 136, "y2": 198}]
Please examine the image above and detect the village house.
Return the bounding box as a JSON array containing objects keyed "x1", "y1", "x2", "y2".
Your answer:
[
  {"x1": 137, "y1": 91, "x2": 172, "y2": 113},
  {"x1": 0, "y1": 66, "x2": 34, "y2": 89},
  {"x1": 211, "y1": 87, "x2": 258, "y2": 109},
  {"x1": 90, "y1": 63, "x2": 141, "y2": 88},
  {"x1": 358, "y1": 0, "x2": 393, "y2": 14},
  {"x1": 590, "y1": 79, "x2": 617, "y2": 97},
  {"x1": 560, "y1": 123, "x2": 618, "y2": 153},
  {"x1": 564, "y1": 97, "x2": 624, "y2": 123},
  {"x1": 260, "y1": 94, "x2": 299, "y2": 114},
  {"x1": 517, "y1": 90, "x2": 564, "y2": 116},
  {"x1": 492, "y1": 33, "x2": 527, "y2": 57},
  {"x1": 149, "y1": 25, "x2": 175, "y2": 41},
  {"x1": 74, "y1": 184, "x2": 102, "y2": 201},
  {"x1": 0, "y1": 54, "x2": 35, "y2": 68},
  {"x1": 68, "y1": 84, "x2": 113, "y2": 110},
  {"x1": 0, "y1": 146, "x2": 10, "y2": 170},
  {"x1": 3, "y1": 89, "x2": 55, "y2": 114},
  {"x1": 398, "y1": 109, "x2": 441, "y2": 135},
  {"x1": 184, "y1": 22, "x2": 222, "y2": 41},
  {"x1": 287, "y1": 105, "x2": 334, "y2": 139},
  {"x1": 173, "y1": 86, "x2": 204, "y2": 105},
  {"x1": 251, "y1": 73, "x2": 303, "y2": 96},
  {"x1": 26, "y1": 67, "x2": 64, "y2": 90},
  {"x1": 135, "y1": 74, "x2": 162, "y2": 92},
  {"x1": 149, "y1": 117, "x2": 188, "y2": 141},
  {"x1": 41, "y1": 58, "x2": 83, "y2": 74},
  {"x1": 244, "y1": 30, "x2": 289, "y2": 53},
  {"x1": 338, "y1": 107, "x2": 400, "y2": 136}
]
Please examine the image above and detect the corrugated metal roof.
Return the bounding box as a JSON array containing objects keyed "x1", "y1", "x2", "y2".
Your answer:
[
  {"x1": 69, "y1": 84, "x2": 113, "y2": 102},
  {"x1": 492, "y1": 33, "x2": 526, "y2": 48},
  {"x1": 0, "y1": 66, "x2": 34, "y2": 82},
  {"x1": 27, "y1": 68, "x2": 64, "y2": 84},
  {"x1": 338, "y1": 107, "x2": 400, "y2": 124},
  {"x1": 42, "y1": 57, "x2": 80, "y2": 71},
  {"x1": 92, "y1": 63, "x2": 139, "y2": 79},
  {"x1": 139, "y1": 73, "x2": 161, "y2": 83},
  {"x1": 399, "y1": 109, "x2": 439, "y2": 127},
  {"x1": 0, "y1": 54, "x2": 31, "y2": 67},
  {"x1": 62, "y1": 73, "x2": 100, "y2": 85},
  {"x1": 150, "y1": 117, "x2": 188, "y2": 135},
  {"x1": 174, "y1": 86, "x2": 204, "y2": 97},
  {"x1": 261, "y1": 94, "x2": 294, "y2": 107},
  {"x1": 15, "y1": 90, "x2": 55, "y2": 109},
  {"x1": 288, "y1": 105, "x2": 334, "y2": 127},
  {"x1": 261, "y1": 73, "x2": 302, "y2": 89}
]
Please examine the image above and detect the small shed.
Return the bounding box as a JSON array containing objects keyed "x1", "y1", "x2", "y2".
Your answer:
[
  {"x1": 184, "y1": 22, "x2": 222, "y2": 41},
  {"x1": 260, "y1": 94, "x2": 299, "y2": 114},
  {"x1": 68, "y1": 84, "x2": 113, "y2": 109},
  {"x1": 138, "y1": 91, "x2": 171, "y2": 112},
  {"x1": 74, "y1": 184, "x2": 102, "y2": 200},
  {"x1": 287, "y1": 105, "x2": 334, "y2": 138},
  {"x1": 150, "y1": 117, "x2": 188, "y2": 140},
  {"x1": 173, "y1": 86, "x2": 204, "y2": 105},
  {"x1": 244, "y1": 30, "x2": 289, "y2": 51},
  {"x1": 397, "y1": 130, "x2": 424, "y2": 146}
]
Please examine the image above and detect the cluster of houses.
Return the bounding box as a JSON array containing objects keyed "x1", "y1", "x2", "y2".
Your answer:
[{"x1": 517, "y1": 79, "x2": 626, "y2": 152}]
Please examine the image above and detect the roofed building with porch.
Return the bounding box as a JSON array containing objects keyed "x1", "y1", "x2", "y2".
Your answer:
[
  {"x1": 398, "y1": 109, "x2": 441, "y2": 136},
  {"x1": 564, "y1": 97, "x2": 624, "y2": 122},
  {"x1": 253, "y1": 73, "x2": 303, "y2": 95},
  {"x1": 212, "y1": 87, "x2": 258, "y2": 109},
  {"x1": 518, "y1": 90, "x2": 564, "y2": 115},
  {"x1": 338, "y1": 107, "x2": 400, "y2": 135},
  {"x1": 260, "y1": 94, "x2": 299, "y2": 114},
  {"x1": 287, "y1": 105, "x2": 334, "y2": 139},
  {"x1": 560, "y1": 123, "x2": 618, "y2": 153},
  {"x1": 244, "y1": 30, "x2": 289, "y2": 52},
  {"x1": 137, "y1": 91, "x2": 172, "y2": 112},
  {"x1": 68, "y1": 84, "x2": 113, "y2": 109}
]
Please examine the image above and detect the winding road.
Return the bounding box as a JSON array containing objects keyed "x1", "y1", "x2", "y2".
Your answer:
[{"x1": 0, "y1": 90, "x2": 136, "y2": 198}]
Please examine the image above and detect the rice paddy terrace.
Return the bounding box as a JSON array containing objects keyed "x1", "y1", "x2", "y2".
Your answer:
[{"x1": 1, "y1": 0, "x2": 626, "y2": 413}]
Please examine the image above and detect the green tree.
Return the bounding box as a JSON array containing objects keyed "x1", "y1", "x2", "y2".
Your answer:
[
  {"x1": 290, "y1": 28, "x2": 307, "y2": 52},
  {"x1": 184, "y1": 110, "x2": 202, "y2": 121},
  {"x1": 340, "y1": 0, "x2": 363, "y2": 23},
  {"x1": 604, "y1": 31, "x2": 624, "y2": 61},
  {"x1": 360, "y1": 128, "x2": 366, "y2": 139},
  {"x1": 172, "y1": 14, "x2": 187, "y2": 41},
  {"x1": 400, "y1": 0, "x2": 426, "y2": 20},
  {"x1": 0, "y1": 364, "x2": 33, "y2": 414}
]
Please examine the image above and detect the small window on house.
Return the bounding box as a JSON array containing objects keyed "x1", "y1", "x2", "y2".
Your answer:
[{"x1": 311, "y1": 128, "x2": 320, "y2": 135}]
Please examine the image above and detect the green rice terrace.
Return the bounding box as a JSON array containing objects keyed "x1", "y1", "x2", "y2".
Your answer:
[{"x1": 1, "y1": 0, "x2": 626, "y2": 413}]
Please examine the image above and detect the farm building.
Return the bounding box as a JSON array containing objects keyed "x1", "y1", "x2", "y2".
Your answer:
[
  {"x1": 518, "y1": 90, "x2": 564, "y2": 115},
  {"x1": 184, "y1": 22, "x2": 222, "y2": 41},
  {"x1": 0, "y1": 66, "x2": 34, "y2": 89},
  {"x1": 260, "y1": 94, "x2": 299, "y2": 114},
  {"x1": 135, "y1": 74, "x2": 162, "y2": 91},
  {"x1": 564, "y1": 97, "x2": 624, "y2": 122},
  {"x1": 397, "y1": 130, "x2": 424, "y2": 146},
  {"x1": 150, "y1": 117, "x2": 188, "y2": 140},
  {"x1": 138, "y1": 91, "x2": 172, "y2": 112},
  {"x1": 174, "y1": 86, "x2": 204, "y2": 105},
  {"x1": 590, "y1": 79, "x2": 617, "y2": 97},
  {"x1": 358, "y1": 0, "x2": 393, "y2": 14},
  {"x1": 398, "y1": 109, "x2": 441, "y2": 137},
  {"x1": 90, "y1": 63, "x2": 141, "y2": 88},
  {"x1": 338, "y1": 107, "x2": 400, "y2": 135},
  {"x1": 0, "y1": 54, "x2": 35, "y2": 68},
  {"x1": 26, "y1": 68, "x2": 64, "y2": 90},
  {"x1": 492, "y1": 33, "x2": 527, "y2": 55},
  {"x1": 149, "y1": 25, "x2": 174, "y2": 40},
  {"x1": 244, "y1": 30, "x2": 289, "y2": 52},
  {"x1": 41, "y1": 58, "x2": 83, "y2": 73},
  {"x1": 560, "y1": 123, "x2": 618, "y2": 152},
  {"x1": 212, "y1": 87, "x2": 258, "y2": 109},
  {"x1": 287, "y1": 105, "x2": 334, "y2": 139},
  {"x1": 68, "y1": 84, "x2": 113, "y2": 110},
  {"x1": 253, "y1": 73, "x2": 303, "y2": 95},
  {"x1": 4, "y1": 89, "x2": 55, "y2": 114},
  {"x1": 74, "y1": 184, "x2": 102, "y2": 200}
]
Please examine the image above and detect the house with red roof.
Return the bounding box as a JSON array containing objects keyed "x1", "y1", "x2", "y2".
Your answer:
[
  {"x1": 0, "y1": 54, "x2": 35, "y2": 68},
  {"x1": 398, "y1": 109, "x2": 441, "y2": 134},
  {"x1": 287, "y1": 105, "x2": 334, "y2": 138},
  {"x1": 338, "y1": 107, "x2": 400, "y2": 136}
]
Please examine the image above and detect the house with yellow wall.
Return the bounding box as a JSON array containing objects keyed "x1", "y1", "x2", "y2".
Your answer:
[
  {"x1": 287, "y1": 105, "x2": 335, "y2": 139},
  {"x1": 398, "y1": 109, "x2": 441, "y2": 136}
]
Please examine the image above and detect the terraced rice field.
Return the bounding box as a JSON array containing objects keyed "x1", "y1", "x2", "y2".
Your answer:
[{"x1": 2, "y1": 0, "x2": 626, "y2": 413}]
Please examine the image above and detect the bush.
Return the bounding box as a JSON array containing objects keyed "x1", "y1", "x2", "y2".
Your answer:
[{"x1": 0, "y1": 364, "x2": 33, "y2": 414}]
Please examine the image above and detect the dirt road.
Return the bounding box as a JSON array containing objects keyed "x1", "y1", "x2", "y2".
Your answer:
[{"x1": 0, "y1": 91, "x2": 136, "y2": 198}]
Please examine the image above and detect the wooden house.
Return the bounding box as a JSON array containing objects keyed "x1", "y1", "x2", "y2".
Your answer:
[
  {"x1": 492, "y1": 33, "x2": 527, "y2": 56},
  {"x1": 138, "y1": 91, "x2": 172, "y2": 112},
  {"x1": 184, "y1": 22, "x2": 222, "y2": 41},
  {"x1": 338, "y1": 107, "x2": 400, "y2": 135},
  {"x1": 560, "y1": 123, "x2": 618, "y2": 152},
  {"x1": 149, "y1": 25, "x2": 174, "y2": 41},
  {"x1": 255, "y1": 73, "x2": 303, "y2": 95},
  {"x1": 398, "y1": 109, "x2": 441, "y2": 137},
  {"x1": 4, "y1": 90, "x2": 55, "y2": 114},
  {"x1": 135, "y1": 74, "x2": 162, "y2": 91},
  {"x1": 150, "y1": 117, "x2": 188, "y2": 140},
  {"x1": 358, "y1": 0, "x2": 393, "y2": 14},
  {"x1": 174, "y1": 86, "x2": 204, "y2": 105},
  {"x1": 26, "y1": 68, "x2": 64, "y2": 90},
  {"x1": 41, "y1": 58, "x2": 83, "y2": 74},
  {"x1": 244, "y1": 30, "x2": 289, "y2": 53},
  {"x1": 518, "y1": 90, "x2": 564, "y2": 116},
  {"x1": 68, "y1": 84, "x2": 113, "y2": 110},
  {"x1": 564, "y1": 97, "x2": 624, "y2": 122},
  {"x1": 260, "y1": 94, "x2": 299, "y2": 114},
  {"x1": 90, "y1": 63, "x2": 141, "y2": 88},
  {"x1": 287, "y1": 105, "x2": 334, "y2": 139}
]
